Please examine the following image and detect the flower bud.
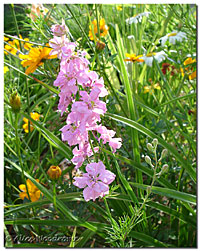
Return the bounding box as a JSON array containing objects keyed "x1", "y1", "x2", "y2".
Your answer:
[
  {"x1": 152, "y1": 138, "x2": 158, "y2": 148},
  {"x1": 96, "y1": 41, "x2": 105, "y2": 52},
  {"x1": 145, "y1": 156, "x2": 152, "y2": 166},
  {"x1": 161, "y1": 164, "x2": 169, "y2": 174},
  {"x1": 147, "y1": 143, "x2": 153, "y2": 152},
  {"x1": 47, "y1": 165, "x2": 62, "y2": 180},
  {"x1": 160, "y1": 149, "x2": 168, "y2": 159},
  {"x1": 9, "y1": 91, "x2": 21, "y2": 113}
]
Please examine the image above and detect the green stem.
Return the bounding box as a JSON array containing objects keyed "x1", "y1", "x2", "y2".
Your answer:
[
  {"x1": 10, "y1": 4, "x2": 22, "y2": 51},
  {"x1": 14, "y1": 113, "x2": 31, "y2": 202},
  {"x1": 53, "y1": 181, "x2": 57, "y2": 211}
]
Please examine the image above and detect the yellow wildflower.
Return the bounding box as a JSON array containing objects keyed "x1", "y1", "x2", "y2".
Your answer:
[
  {"x1": 4, "y1": 36, "x2": 9, "y2": 41},
  {"x1": 144, "y1": 82, "x2": 161, "y2": 94},
  {"x1": 19, "y1": 179, "x2": 41, "y2": 202},
  {"x1": 4, "y1": 66, "x2": 9, "y2": 74},
  {"x1": 89, "y1": 18, "x2": 109, "y2": 41},
  {"x1": 189, "y1": 71, "x2": 196, "y2": 80},
  {"x1": 116, "y1": 5, "x2": 123, "y2": 11},
  {"x1": 4, "y1": 39, "x2": 20, "y2": 55},
  {"x1": 181, "y1": 57, "x2": 196, "y2": 79},
  {"x1": 19, "y1": 45, "x2": 56, "y2": 75},
  {"x1": 124, "y1": 53, "x2": 144, "y2": 63},
  {"x1": 4, "y1": 35, "x2": 33, "y2": 55},
  {"x1": 184, "y1": 57, "x2": 196, "y2": 66},
  {"x1": 23, "y1": 112, "x2": 40, "y2": 133}
]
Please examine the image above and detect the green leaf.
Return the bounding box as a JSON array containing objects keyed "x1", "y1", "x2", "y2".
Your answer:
[
  {"x1": 129, "y1": 231, "x2": 168, "y2": 247},
  {"x1": 130, "y1": 182, "x2": 196, "y2": 205}
]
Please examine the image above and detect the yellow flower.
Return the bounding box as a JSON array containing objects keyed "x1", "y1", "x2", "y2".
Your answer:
[
  {"x1": 116, "y1": 5, "x2": 123, "y2": 11},
  {"x1": 4, "y1": 35, "x2": 33, "y2": 55},
  {"x1": 4, "y1": 36, "x2": 9, "y2": 41},
  {"x1": 89, "y1": 18, "x2": 109, "y2": 41},
  {"x1": 47, "y1": 166, "x2": 62, "y2": 180},
  {"x1": 19, "y1": 45, "x2": 56, "y2": 75},
  {"x1": 19, "y1": 179, "x2": 41, "y2": 202},
  {"x1": 184, "y1": 57, "x2": 196, "y2": 66},
  {"x1": 124, "y1": 53, "x2": 144, "y2": 63},
  {"x1": 18, "y1": 35, "x2": 33, "y2": 51},
  {"x1": 23, "y1": 112, "x2": 40, "y2": 133},
  {"x1": 4, "y1": 66, "x2": 9, "y2": 74},
  {"x1": 144, "y1": 83, "x2": 161, "y2": 94},
  {"x1": 4, "y1": 39, "x2": 20, "y2": 55},
  {"x1": 181, "y1": 58, "x2": 196, "y2": 80},
  {"x1": 189, "y1": 71, "x2": 196, "y2": 80}
]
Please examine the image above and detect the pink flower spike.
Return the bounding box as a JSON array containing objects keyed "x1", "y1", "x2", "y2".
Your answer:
[{"x1": 73, "y1": 161, "x2": 116, "y2": 201}]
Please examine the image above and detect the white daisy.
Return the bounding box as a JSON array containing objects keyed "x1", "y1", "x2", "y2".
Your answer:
[
  {"x1": 141, "y1": 51, "x2": 167, "y2": 67},
  {"x1": 126, "y1": 12, "x2": 151, "y2": 24},
  {"x1": 160, "y1": 31, "x2": 187, "y2": 46}
]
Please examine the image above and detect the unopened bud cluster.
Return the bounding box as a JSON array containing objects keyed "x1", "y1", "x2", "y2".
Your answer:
[{"x1": 145, "y1": 138, "x2": 169, "y2": 176}]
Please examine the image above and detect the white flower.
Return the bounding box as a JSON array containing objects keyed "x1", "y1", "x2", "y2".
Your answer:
[
  {"x1": 126, "y1": 12, "x2": 151, "y2": 24},
  {"x1": 141, "y1": 51, "x2": 167, "y2": 67},
  {"x1": 160, "y1": 31, "x2": 187, "y2": 46}
]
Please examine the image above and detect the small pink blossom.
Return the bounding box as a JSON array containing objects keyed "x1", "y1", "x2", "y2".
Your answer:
[
  {"x1": 73, "y1": 161, "x2": 116, "y2": 201},
  {"x1": 60, "y1": 124, "x2": 88, "y2": 146},
  {"x1": 96, "y1": 126, "x2": 122, "y2": 152},
  {"x1": 71, "y1": 143, "x2": 99, "y2": 169},
  {"x1": 80, "y1": 88, "x2": 107, "y2": 115},
  {"x1": 51, "y1": 19, "x2": 69, "y2": 36},
  {"x1": 49, "y1": 35, "x2": 70, "y2": 59}
]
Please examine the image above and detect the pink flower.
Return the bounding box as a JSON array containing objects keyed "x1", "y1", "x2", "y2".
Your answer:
[
  {"x1": 68, "y1": 101, "x2": 100, "y2": 132},
  {"x1": 60, "y1": 124, "x2": 88, "y2": 146},
  {"x1": 71, "y1": 143, "x2": 99, "y2": 169},
  {"x1": 80, "y1": 88, "x2": 107, "y2": 115},
  {"x1": 96, "y1": 126, "x2": 122, "y2": 152},
  {"x1": 51, "y1": 19, "x2": 69, "y2": 36},
  {"x1": 93, "y1": 77, "x2": 108, "y2": 97},
  {"x1": 61, "y1": 42, "x2": 77, "y2": 59},
  {"x1": 58, "y1": 92, "x2": 72, "y2": 116},
  {"x1": 49, "y1": 35, "x2": 70, "y2": 59},
  {"x1": 73, "y1": 161, "x2": 116, "y2": 201}
]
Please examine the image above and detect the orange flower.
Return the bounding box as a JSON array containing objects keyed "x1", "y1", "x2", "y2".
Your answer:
[
  {"x1": 89, "y1": 18, "x2": 109, "y2": 41},
  {"x1": 19, "y1": 179, "x2": 41, "y2": 202}
]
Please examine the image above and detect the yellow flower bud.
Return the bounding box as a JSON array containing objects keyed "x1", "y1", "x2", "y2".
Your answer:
[
  {"x1": 9, "y1": 92, "x2": 21, "y2": 113},
  {"x1": 47, "y1": 165, "x2": 62, "y2": 180}
]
